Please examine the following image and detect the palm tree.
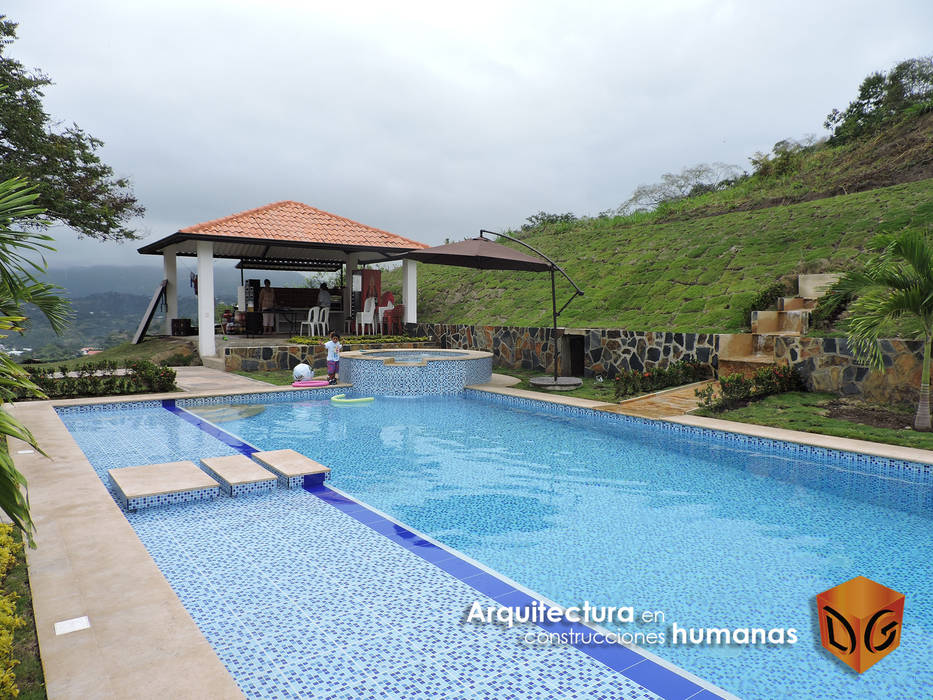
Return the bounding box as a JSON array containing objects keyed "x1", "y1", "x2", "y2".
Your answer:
[
  {"x1": 0, "y1": 177, "x2": 71, "y2": 544},
  {"x1": 831, "y1": 229, "x2": 933, "y2": 431}
]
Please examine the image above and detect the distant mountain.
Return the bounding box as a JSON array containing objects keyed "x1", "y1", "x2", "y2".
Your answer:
[
  {"x1": 42, "y1": 265, "x2": 309, "y2": 299},
  {"x1": 9, "y1": 266, "x2": 314, "y2": 361}
]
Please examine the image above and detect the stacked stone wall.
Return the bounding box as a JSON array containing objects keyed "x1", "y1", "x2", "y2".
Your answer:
[
  {"x1": 414, "y1": 324, "x2": 718, "y2": 377},
  {"x1": 775, "y1": 336, "x2": 924, "y2": 405},
  {"x1": 224, "y1": 341, "x2": 434, "y2": 373}
]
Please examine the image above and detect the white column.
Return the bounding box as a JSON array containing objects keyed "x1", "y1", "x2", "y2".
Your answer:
[
  {"x1": 163, "y1": 245, "x2": 178, "y2": 335},
  {"x1": 402, "y1": 259, "x2": 417, "y2": 325},
  {"x1": 196, "y1": 240, "x2": 216, "y2": 357},
  {"x1": 344, "y1": 253, "x2": 358, "y2": 331}
]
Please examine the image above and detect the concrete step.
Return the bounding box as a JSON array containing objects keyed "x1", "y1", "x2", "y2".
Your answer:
[
  {"x1": 201, "y1": 455, "x2": 277, "y2": 497},
  {"x1": 798, "y1": 273, "x2": 841, "y2": 299},
  {"x1": 108, "y1": 461, "x2": 221, "y2": 511},
  {"x1": 750, "y1": 310, "x2": 809, "y2": 335},
  {"x1": 252, "y1": 449, "x2": 332, "y2": 489}
]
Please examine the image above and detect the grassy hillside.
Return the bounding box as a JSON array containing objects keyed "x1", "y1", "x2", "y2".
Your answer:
[
  {"x1": 658, "y1": 111, "x2": 933, "y2": 221},
  {"x1": 389, "y1": 178, "x2": 933, "y2": 331}
]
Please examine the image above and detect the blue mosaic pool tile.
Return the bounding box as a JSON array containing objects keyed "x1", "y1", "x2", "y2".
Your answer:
[
  {"x1": 344, "y1": 354, "x2": 492, "y2": 396},
  {"x1": 177, "y1": 387, "x2": 345, "y2": 407},
  {"x1": 56, "y1": 399, "x2": 163, "y2": 413},
  {"x1": 199, "y1": 463, "x2": 276, "y2": 498},
  {"x1": 120, "y1": 485, "x2": 220, "y2": 511},
  {"x1": 621, "y1": 660, "x2": 704, "y2": 700},
  {"x1": 58, "y1": 396, "x2": 725, "y2": 699}
]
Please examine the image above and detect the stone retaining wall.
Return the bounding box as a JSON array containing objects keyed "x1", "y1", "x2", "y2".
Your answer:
[
  {"x1": 774, "y1": 336, "x2": 924, "y2": 405},
  {"x1": 414, "y1": 324, "x2": 719, "y2": 377},
  {"x1": 224, "y1": 341, "x2": 434, "y2": 372}
]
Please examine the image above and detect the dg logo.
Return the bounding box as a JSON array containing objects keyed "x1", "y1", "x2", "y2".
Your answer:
[{"x1": 816, "y1": 576, "x2": 905, "y2": 673}]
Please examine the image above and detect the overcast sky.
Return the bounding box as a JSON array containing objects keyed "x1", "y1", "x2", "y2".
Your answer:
[{"x1": 7, "y1": 0, "x2": 933, "y2": 274}]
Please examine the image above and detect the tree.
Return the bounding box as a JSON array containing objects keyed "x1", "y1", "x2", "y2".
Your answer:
[
  {"x1": 824, "y1": 56, "x2": 933, "y2": 144},
  {"x1": 830, "y1": 229, "x2": 933, "y2": 431},
  {"x1": 0, "y1": 177, "x2": 71, "y2": 544},
  {"x1": 0, "y1": 17, "x2": 144, "y2": 240},
  {"x1": 618, "y1": 162, "x2": 741, "y2": 214},
  {"x1": 521, "y1": 211, "x2": 577, "y2": 231}
]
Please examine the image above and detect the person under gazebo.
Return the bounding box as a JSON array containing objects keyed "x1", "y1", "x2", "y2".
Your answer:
[{"x1": 259, "y1": 278, "x2": 276, "y2": 334}]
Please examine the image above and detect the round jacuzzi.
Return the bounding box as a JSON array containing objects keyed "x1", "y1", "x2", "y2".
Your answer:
[{"x1": 340, "y1": 348, "x2": 493, "y2": 395}]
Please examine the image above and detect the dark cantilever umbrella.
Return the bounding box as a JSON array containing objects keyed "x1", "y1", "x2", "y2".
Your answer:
[{"x1": 403, "y1": 230, "x2": 584, "y2": 381}]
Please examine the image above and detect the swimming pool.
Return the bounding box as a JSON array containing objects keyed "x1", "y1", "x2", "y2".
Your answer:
[{"x1": 57, "y1": 390, "x2": 933, "y2": 698}]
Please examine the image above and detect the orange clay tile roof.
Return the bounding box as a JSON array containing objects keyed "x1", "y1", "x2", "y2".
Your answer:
[{"x1": 178, "y1": 201, "x2": 428, "y2": 250}]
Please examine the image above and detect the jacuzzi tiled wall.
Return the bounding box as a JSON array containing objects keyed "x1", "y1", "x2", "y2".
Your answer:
[{"x1": 343, "y1": 356, "x2": 493, "y2": 395}]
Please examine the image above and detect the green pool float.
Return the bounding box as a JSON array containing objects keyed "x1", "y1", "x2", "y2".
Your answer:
[{"x1": 330, "y1": 394, "x2": 374, "y2": 404}]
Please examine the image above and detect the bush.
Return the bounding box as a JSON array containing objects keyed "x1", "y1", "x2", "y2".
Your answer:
[
  {"x1": 742, "y1": 281, "x2": 792, "y2": 326},
  {"x1": 0, "y1": 524, "x2": 24, "y2": 698},
  {"x1": 696, "y1": 364, "x2": 803, "y2": 411},
  {"x1": 613, "y1": 360, "x2": 710, "y2": 400},
  {"x1": 809, "y1": 287, "x2": 852, "y2": 331},
  {"x1": 159, "y1": 352, "x2": 197, "y2": 367},
  {"x1": 17, "y1": 359, "x2": 176, "y2": 399}
]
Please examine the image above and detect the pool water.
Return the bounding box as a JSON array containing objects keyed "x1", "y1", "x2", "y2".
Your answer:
[
  {"x1": 209, "y1": 393, "x2": 933, "y2": 700},
  {"x1": 362, "y1": 350, "x2": 470, "y2": 362}
]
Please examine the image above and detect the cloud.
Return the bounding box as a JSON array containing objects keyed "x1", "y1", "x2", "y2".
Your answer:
[{"x1": 8, "y1": 0, "x2": 933, "y2": 268}]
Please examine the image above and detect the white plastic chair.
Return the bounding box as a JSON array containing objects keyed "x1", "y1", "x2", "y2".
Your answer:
[
  {"x1": 377, "y1": 300, "x2": 394, "y2": 334},
  {"x1": 299, "y1": 307, "x2": 320, "y2": 336},
  {"x1": 356, "y1": 297, "x2": 376, "y2": 334},
  {"x1": 313, "y1": 307, "x2": 329, "y2": 336}
]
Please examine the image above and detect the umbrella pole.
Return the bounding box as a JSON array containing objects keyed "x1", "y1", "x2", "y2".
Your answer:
[{"x1": 551, "y1": 267, "x2": 558, "y2": 381}]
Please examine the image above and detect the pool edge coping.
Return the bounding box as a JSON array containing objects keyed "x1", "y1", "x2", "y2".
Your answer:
[
  {"x1": 465, "y1": 384, "x2": 933, "y2": 466},
  {"x1": 8, "y1": 401, "x2": 246, "y2": 699}
]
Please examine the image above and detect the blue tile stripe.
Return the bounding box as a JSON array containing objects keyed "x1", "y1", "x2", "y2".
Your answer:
[
  {"x1": 162, "y1": 399, "x2": 258, "y2": 457},
  {"x1": 165, "y1": 396, "x2": 724, "y2": 697},
  {"x1": 304, "y1": 483, "x2": 726, "y2": 700}
]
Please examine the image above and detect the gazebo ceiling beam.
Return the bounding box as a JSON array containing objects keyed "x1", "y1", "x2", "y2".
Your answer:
[{"x1": 235, "y1": 257, "x2": 343, "y2": 271}]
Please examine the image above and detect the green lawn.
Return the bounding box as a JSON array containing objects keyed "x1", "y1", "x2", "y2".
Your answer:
[
  {"x1": 696, "y1": 391, "x2": 933, "y2": 451},
  {"x1": 26, "y1": 337, "x2": 199, "y2": 370},
  {"x1": 385, "y1": 177, "x2": 933, "y2": 331}
]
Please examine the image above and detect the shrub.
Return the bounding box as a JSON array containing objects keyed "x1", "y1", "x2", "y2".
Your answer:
[
  {"x1": 719, "y1": 373, "x2": 753, "y2": 405},
  {"x1": 742, "y1": 281, "x2": 792, "y2": 325},
  {"x1": 613, "y1": 360, "x2": 710, "y2": 400},
  {"x1": 159, "y1": 352, "x2": 196, "y2": 367},
  {"x1": 696, "y1": 365, "x2": 803, "y2": 411},
  {"x1": 17, "y1": 359, "x2": 176, "y2": 399},
  {"x1": 0, "y1": 524, "x2": 24, "y2": 698},
  {"x1": 809, "y1": 287, "x2": 852, "y2": 330}
]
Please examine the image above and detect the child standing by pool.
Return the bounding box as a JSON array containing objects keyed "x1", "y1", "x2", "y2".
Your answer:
[{"x1": 323, "y1": 332, "x2": 342, "y2": 385}]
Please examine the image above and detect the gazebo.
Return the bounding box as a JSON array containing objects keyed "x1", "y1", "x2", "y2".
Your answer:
[{"x1": 138, "y1": 201, "x2": 429, "y2": 357}]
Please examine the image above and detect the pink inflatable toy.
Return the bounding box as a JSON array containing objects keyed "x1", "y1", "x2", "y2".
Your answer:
[{"x1": 292, "y1": 380, "x2": 331, "y2": 388}]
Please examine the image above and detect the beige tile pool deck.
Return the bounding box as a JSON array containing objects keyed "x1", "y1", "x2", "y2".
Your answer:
[{"x1": 9, "y1": 367, "x2": 933, "y2": 698}]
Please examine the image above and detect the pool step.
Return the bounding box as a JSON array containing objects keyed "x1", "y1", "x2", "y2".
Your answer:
[
  {"x1": 200, "y1": 455, "x2": 277, "y2": 497},
  {"x1": 252, "y1": 449, "x2": 332, "y2": 489},
  {"x1": 109, "y1": 460, "x2": 221, "y2": 511}
]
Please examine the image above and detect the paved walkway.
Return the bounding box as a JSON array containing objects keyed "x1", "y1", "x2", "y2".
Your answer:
[
  {"x1": 595, "y1": 380, "x2": 715, "y2": 419},
  {"x1": 173, "y1": 366, "x2": 273, "y2": 393}
]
